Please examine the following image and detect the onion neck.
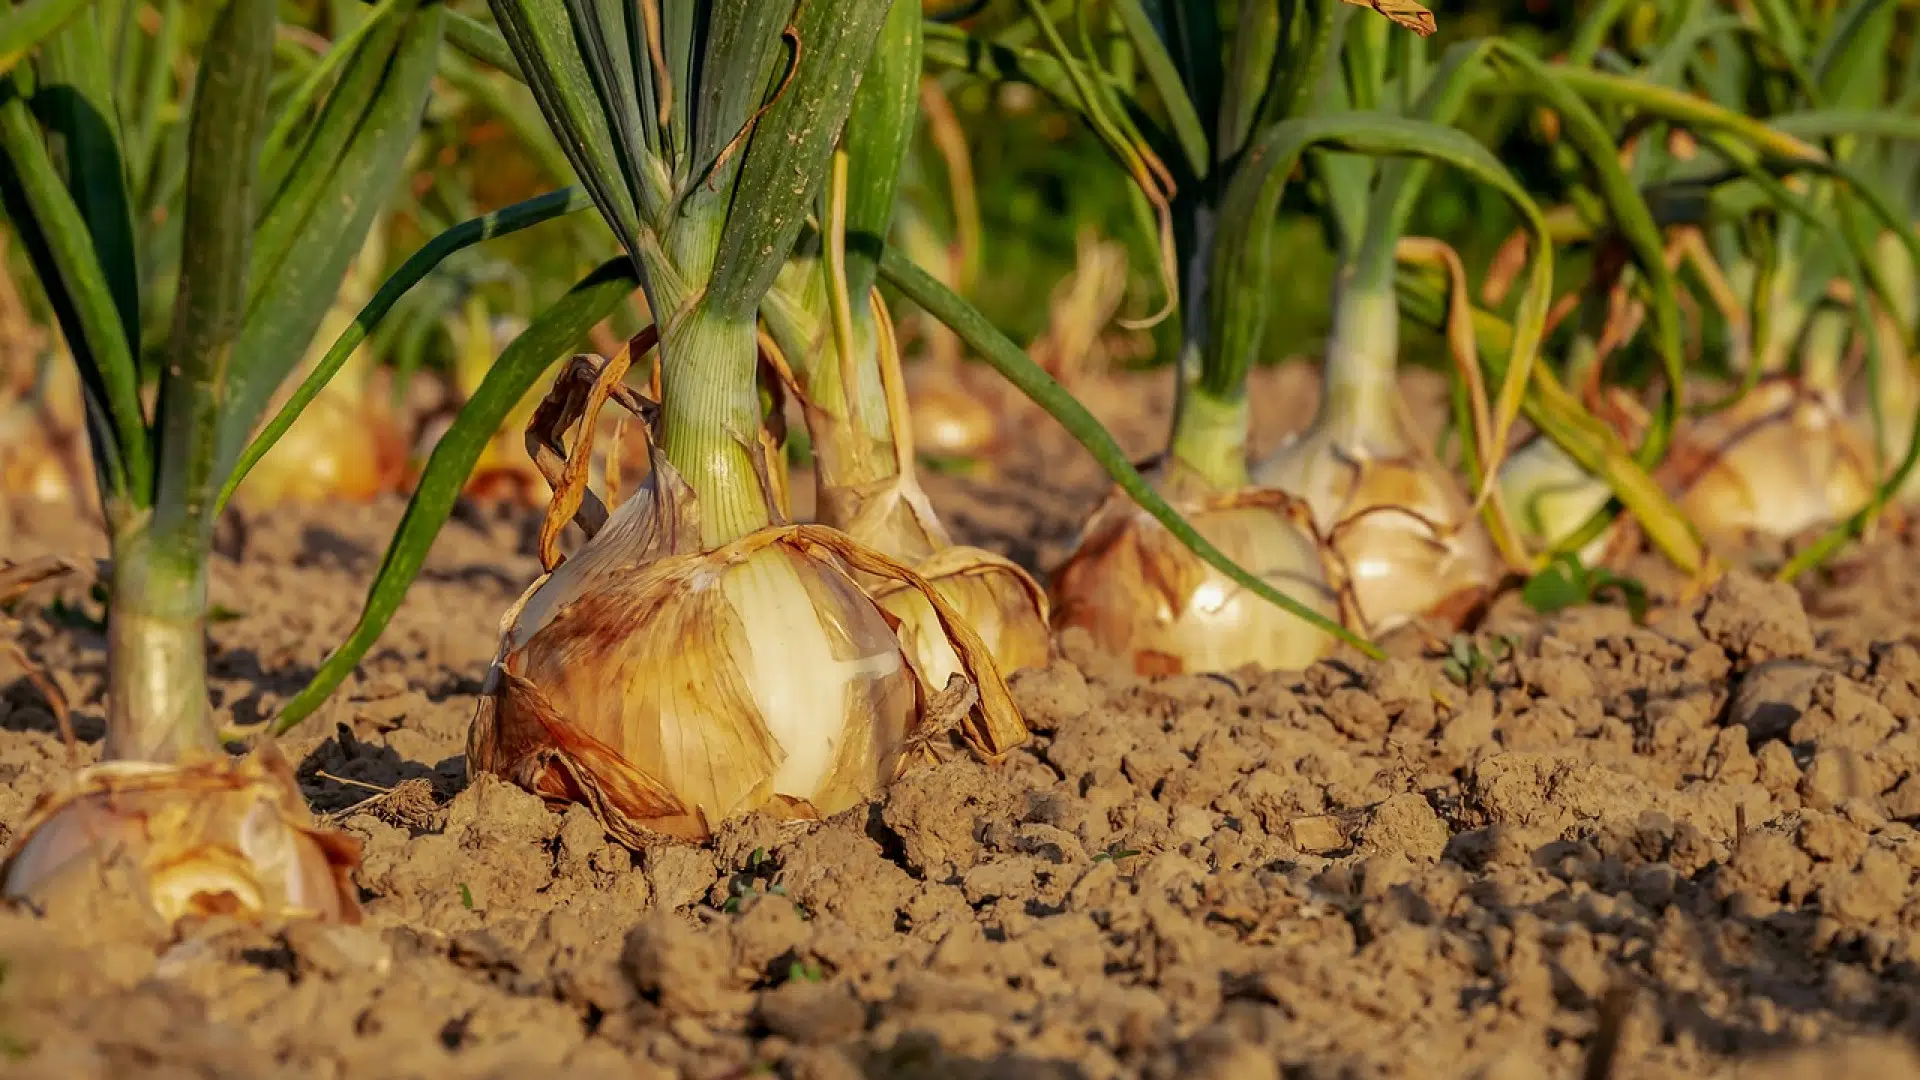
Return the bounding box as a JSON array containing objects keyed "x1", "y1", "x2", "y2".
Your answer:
[
  {"x1": 655, "y1": 304, "x2": 774, "y2": 548},
  {"x1": 1312, "y1": 267, "x2": 1402, "y2": 449},
  {"x1": 105, "y1": 527, "x2": 217, "y2": 761},
  {"x1": 1168, "y1": 364, "x2": 1250, "y2": 492},
  {"x1": 806, "y1": 301, "x2": 896, "y2": 493}
]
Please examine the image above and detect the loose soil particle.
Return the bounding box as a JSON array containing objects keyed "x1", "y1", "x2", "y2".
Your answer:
[{"x1": 4, "y1": 363, "x2": 1920, "y2": 1078}]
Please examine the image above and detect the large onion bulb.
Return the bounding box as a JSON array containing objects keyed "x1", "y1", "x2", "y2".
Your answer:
[
  {"x1": 1664, "y1": 377, "x2": 1874, "y2": 539},
  {"x1": 2, "y1": 749, "x2": 362, "y2": 925},
  {"x1": 1051, "y1": 464, "x2": 1340, "y2": 676},
  {"x1": 469, "y1": 453, "x2": 1028, "y2": 847}
]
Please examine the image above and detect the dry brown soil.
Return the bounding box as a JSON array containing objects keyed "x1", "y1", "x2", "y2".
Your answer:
[{"x1": 4, "y1": 363, "x2": 1920, "y2": 1079}]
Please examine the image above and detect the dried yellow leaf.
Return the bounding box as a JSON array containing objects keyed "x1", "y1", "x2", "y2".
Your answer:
[{"x1": 1341, "y1": 0, "x2": 1437, "y2": 37}]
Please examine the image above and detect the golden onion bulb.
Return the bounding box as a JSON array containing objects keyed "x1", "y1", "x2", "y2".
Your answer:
[
  {"x1": 0, "y1": 359, "x2": 94, "y2": 512},
  {"x1": 905, "y1": 363, "x2": 1000, "y2": 463},
  {"x1": 822, "y1": 471, "x2": 1052, "y2": 689},
  {"x1": 1666, "y1": 378, "x2": 1874, "y2": 539},
  {"x1": 871, "y1": 545, "x2": 1052, "y2": 692},
  {"x1": 240, "y1": 391, "x2": 406, "y2": 507},
  {"x1": 236, "y1": 300, "x2": 407, "y2": 508},
  {"x1": 1, "y1": 750, "x2": 362, "y2": 925},
  {"x1": 1254, "y1": 423, "x2": 1497, "y2": 636},
  {"x1": 1051, "y1": 469, "x2": 1339, "y2": 676},
  {"x1": 470, "y1": 460, "x2": 1028, "y2": 847}
]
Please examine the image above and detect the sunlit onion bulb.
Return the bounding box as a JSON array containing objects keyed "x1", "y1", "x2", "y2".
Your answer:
[
  {"x1": 905, "y1": 363, "x2": 1000, "y2": 461},
  {"x1": 1051, "y1": 473, "x2": 1338, "y2": 676},
  {"x1": 1, "y1": 753, "x2": 362, "y2": 925},
  {"x1": 871, "y1": 546, "x2": 1051, "y2": 691},
  {"x1": 1254, "y1": 427, "x2": 1497, "y2": 636},
  {"x1": 470, "y1": 462, "x2": 1028, "y2": 847},
  {"x1": 1667, "y1": 377, "x2": 1875, "y2": 539}
]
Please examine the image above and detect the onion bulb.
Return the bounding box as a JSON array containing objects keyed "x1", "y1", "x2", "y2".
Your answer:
[
  {"x1": 236, "y1": 236, "x2": 407, "y2": 509},
  {"x1": 905, "y1": 361, "x2": 1001, "y2": 463},
  {"x1": 2, "y1": 748, "x2": 362, "y2": 925},
  {"x1": 0, "y1": 357, "x2": 93, "y2": 513},
  {"x1": 1663, "y1": 377, "x2": 1874, "y2": 539},
  {"x1": 469, "y1": 443, "x2": 1029, "y2": 847},
  {"x1": 1051, "y1": 461, "x2": 1340, "y2": 676},
  {"x1": 788, "y1": 287, "x2": 1051, "y2": 690}
]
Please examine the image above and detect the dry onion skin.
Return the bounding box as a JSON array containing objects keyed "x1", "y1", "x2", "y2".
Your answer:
[
  {"x1": 469, "y1": 450, "x2": 1029, "y2": 848},
  {"x1": 869, "y1": 545, "x2": 1052, "y2": 692},
  {"x1": 1051, "y1": 465, "x2": 1340, "y2": 677},
  {"x1": 1663, "y1": 377, "x2": 1875, "y2": 540},
  {"x1": 1, "y1": 748, "x2": 362, "y2": 925}
]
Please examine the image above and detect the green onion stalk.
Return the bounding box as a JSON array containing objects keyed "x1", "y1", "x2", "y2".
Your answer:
[
  {"x1": 467, "y1": 0, "x2": 1037, "y2": 848},
  {"x1": 760, "y1": 1, "x2": 1051, "y2": 694},
  {"x1": 0, "y1": 0, "x2": 444, "y2": 924}
]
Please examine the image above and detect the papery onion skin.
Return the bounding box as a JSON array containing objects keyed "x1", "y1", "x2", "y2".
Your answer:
[
  {"x1": 872, "y1": 546, "x2": 1051, "y2": 692},
  {"x1": 1255, "y1": 435, "x2": 1496, "y2": 637},
  {"x1": 473, "y1": 519, "x2": 927, "y2": 846},
  {"x1": 1051, "y1": 486, "x2": 1339, "y2": 677},
  {"x1": 1666, "y1": 378, "x2": 1874, "y2": 540},
  {"x1": 0, "y1": 751, "x2": 363, "y2": 926}
]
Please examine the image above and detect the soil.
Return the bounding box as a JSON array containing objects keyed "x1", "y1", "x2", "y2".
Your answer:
[{"x1": 6, "y1": 361, "x2": 1920, "y2": 1079}]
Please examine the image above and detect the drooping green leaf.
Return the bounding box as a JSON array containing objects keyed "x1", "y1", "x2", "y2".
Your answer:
[
  {"x1": 269, "y1": 259, "x2": 639, "y2": 736},
  {"x1": 0, "y1": 0, "x2": 100, "y2": 78}
]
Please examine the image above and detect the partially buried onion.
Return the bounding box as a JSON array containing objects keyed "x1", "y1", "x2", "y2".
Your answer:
[
  {"x1": 469, "y1": 351, "x2": 1029, "y2": 847},
  {"x1": 1496, "y1": 433, "x2": 1619, "y2": 565},
  {"x1": 1052, "y1": 460, "x2": 1340, "y2": 677},
  {"x1": 2, "y1": 748, "x2": 362, "y2": 924}
]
